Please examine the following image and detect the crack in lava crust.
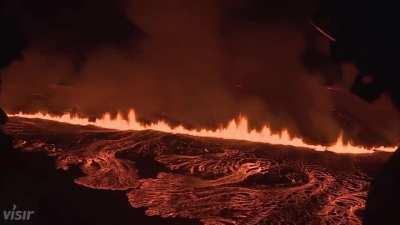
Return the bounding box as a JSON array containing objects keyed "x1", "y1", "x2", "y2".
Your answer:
[{"x1": 5, "y1": 117, "x2": 392, "y2": 225}]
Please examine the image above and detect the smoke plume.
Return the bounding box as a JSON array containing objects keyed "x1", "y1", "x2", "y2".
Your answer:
[{"x1": 1, "y1": 0, "x2": 399, "y2": 145}]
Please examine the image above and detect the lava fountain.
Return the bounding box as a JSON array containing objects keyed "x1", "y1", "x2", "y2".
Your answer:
[{"x1": 9, "y1": 110, "x2": 397, "y2": 154}]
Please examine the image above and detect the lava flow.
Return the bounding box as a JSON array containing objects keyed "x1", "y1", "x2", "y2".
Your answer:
[
  {"x1": 5, "y1": 116, "x2": 393, "y2": 225},
  {"x1": 9, "y1": 110, "x2": 397, "y2": 154}
]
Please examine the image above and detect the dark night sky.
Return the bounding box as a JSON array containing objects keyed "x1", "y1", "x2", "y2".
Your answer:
[{"x1": 0, "y1": 0, "x2": 399, "y2": 145}]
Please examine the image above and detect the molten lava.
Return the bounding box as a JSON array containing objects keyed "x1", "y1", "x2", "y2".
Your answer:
[{"x1": 9, "y1": 110, "x2": 397, "y2": 154}]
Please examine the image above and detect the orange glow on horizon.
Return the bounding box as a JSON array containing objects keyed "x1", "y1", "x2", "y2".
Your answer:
[{"x1": 9, "y1": 110, "x2": 397, "y2": 154}]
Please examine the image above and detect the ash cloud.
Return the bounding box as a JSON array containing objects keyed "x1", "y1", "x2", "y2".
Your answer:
[{"x1": 1, "y1": 0, "x2": 399, "y2": 145}]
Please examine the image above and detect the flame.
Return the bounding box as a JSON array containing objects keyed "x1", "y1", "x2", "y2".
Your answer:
[{"x1": 9, "y1": 110, "x2": 397, "y2": 154}]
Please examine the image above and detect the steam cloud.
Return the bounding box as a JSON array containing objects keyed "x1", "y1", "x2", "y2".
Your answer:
[{"x1": 1, "y1": 0, "x2": 399, "y2": 145}]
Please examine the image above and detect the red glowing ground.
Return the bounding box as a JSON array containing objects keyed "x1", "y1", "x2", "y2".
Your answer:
[{"x1": 4, "y1": 117, "x2": 391, "y2": 225}]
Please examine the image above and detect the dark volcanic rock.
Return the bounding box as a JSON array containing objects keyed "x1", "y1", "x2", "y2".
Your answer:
[
  {"x1": 364, "y1": 149, "x2": 400, "y2": 225},
  {"x1": 0, "y1": 107, "x2": 8, "y2": 125}
]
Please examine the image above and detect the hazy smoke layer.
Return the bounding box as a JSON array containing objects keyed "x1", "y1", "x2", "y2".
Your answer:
[{"x1": 1, "y1": 0, "x2": 399, "y2": 145}]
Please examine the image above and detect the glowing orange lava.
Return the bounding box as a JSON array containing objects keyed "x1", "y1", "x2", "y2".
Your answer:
[{"x1": 9, "y1": 110, "x2": 397, "y2": 154}]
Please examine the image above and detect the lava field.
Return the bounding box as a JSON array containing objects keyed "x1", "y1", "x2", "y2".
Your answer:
[{"x1": 2, "y1": 117, "x2": 392, "y2": 225}]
